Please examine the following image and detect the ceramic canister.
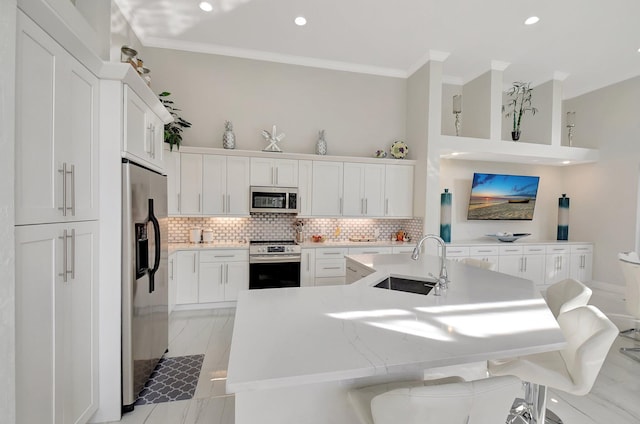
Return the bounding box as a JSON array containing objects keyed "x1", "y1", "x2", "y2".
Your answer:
[
  {"x1": 189, "y1": 228, "x2": 202, "y2": 243},
  {"x1": 202, "y1": 228, "x2": 214, "y2": 243}
]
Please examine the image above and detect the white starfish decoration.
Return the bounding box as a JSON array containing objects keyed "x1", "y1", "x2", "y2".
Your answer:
[{"x1": 261, "y1": 125, "x2": 285, "y2": 152}]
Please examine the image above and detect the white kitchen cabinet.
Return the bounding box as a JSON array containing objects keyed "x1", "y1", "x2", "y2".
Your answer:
[
  {"x1": 312, "y1": 161, "x2": 344, "y2": 216},
  {"x1": 343, "y1": 163, "x2": 385, "y2": 217},
  {"x1": 179, "y1": 154, "x2": 249, "y2": 216},
  {"x1": 392, "y1": 245, "x2": 416, "y2": 254},
  {"x1": 298, "y1": 160, "x2": 313, "y2": 217},
  {"x1": 168, "y1": 253, "x2": 177, "y2": 314},
  {"x1": 498, "y1": 245, "x2": 546, "y2": 286},
  {"x1": 179, "y1": 153, "x2": 203, "y2": 215},
  {"x1": 445, "y1": 246, "x2": 470, "y2": 262},
  {"x1": 15, "y1": 14, "x2": 99, "y2": 225},
  {"x1": 124, "y1": 85, "x2": 164, "y2": 170},
  {"x1": 348, "y1": 246, "x2": 392, "y2": 255},
  {"x1": 163, "y1": 147, "x2": 181, "y2": 215},
  {"x1": 545, "y1": 246, "x2": 571, "y2": 286},
  {"x1": 176, "y1": 249, "x2": 249, "y2": 305},
  {"x1": 15, "y1": 220, "x2": 99, "y2": 424},
  {"x1": 384, "y1": 164, "x2": 414, "y2": 217},
  {"x1": 570, "y1": 244, "x2": 593, "y2": 282},
  {"x1": 301, "y1": 248, "x2": 316, "y2": 287},
  {"x1": 199, "y1": 250, "x2": 249, "y2": 302},
  {"x1": 250, "y1": 157, "x2": 298, "y2": 187},
  {"x1": 175, "y1": 250, "x2": 199, "y2": 304},
  {"x1": 314, "y1": 247, "x2": 348, "y2": 285},
  {"x1": 469, "y1": 246, "x2": 500, "y2": 270},
  {"x1": 345, "y1": 257, "x2": 375, "y2": 283}
]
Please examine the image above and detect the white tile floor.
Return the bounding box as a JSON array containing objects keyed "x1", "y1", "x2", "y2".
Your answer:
[{"x1": 107, "y1": 289, "x2": 640, "y2": 424}]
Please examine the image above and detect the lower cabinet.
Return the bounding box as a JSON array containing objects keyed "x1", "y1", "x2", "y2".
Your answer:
[
  {"x1": 174, "y1": 249, "x2": 249, "y2": 305},
  {"x1": 345, "y1": 258, "x2": 375, "y2": 283},
  {"x1": 498, "y1": 245, "x2": 546, "y2": 287},
  {"x1": 315, "y1": 247, "x2": 348, "y2": 286},
  {"x1": 545, "y1": 246, "x2": 571, "y2": 286},
  {"x1": 15, "y1": 221, "x2": 99, "y2": 424},
  {"x1": 301, "y1": 248, "x2": 316, "y2": 287},
  {"x1": 570, "y1": 244, "x2": 593, "y2": 282}
]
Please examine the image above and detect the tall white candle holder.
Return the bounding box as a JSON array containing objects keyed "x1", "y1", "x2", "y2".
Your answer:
[
  {"x1": 453, "y1": 94, "x2": 462, "y2": 136},
  {"x1": 566, "y1": 111, "x2": 576, "y2": 147}
]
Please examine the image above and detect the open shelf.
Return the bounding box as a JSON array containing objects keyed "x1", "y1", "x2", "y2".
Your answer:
[{"x1": 436, "y1": 135, "x2": 599, "y2": 166}]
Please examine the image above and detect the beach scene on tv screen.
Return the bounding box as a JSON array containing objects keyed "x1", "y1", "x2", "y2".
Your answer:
[{"x1": 467, "y1": 173, "x2": 540, "y2": 220}]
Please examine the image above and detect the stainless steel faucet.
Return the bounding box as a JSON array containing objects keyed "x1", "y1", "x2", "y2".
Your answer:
[{"x1": 412, "y1": 234, "x2": 449, "y2": 292}]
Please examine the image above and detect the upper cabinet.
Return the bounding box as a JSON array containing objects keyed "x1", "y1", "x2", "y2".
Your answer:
[
  {"x1": 124, "y1": 85, "x2": 165, "y2": 170},
  {"x1": 343, "y1": 163, "x2": 385, "y2": 217},
  {"x1": 312, "y1": 161, "x2": 344, "y2": 216},
  {"x1": 298, "y1": 160, "x2": 313, "y2": 217},
  {"x1": 179, "y1": 153, "x2": 250, "y2": 216},
  {"x1": 15, "y1": 13, "x2": 99, "y2": 225},
  {"x1": 384, "y1": 164, "x2": 414, "y2": 217},
  {"x1": 250, "y1": 157, "x2": 298, "y2": 187},
  {"x1": 163, "y1": 147, "x2": 181, "y2": 215}
]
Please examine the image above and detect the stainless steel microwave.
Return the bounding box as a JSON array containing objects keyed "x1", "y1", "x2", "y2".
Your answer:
[{"x1": 250, "y1": 186, "x2": 299, "y2": 214}]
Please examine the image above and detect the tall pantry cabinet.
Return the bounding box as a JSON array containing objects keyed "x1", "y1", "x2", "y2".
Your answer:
[{"x1": 14, "y1": 12, "x2": 99, "y2": 424}]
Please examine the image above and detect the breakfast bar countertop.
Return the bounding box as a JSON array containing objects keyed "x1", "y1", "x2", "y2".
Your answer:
[{"x1": 226, "y1": 253, "x2": 565, "y2": 394}]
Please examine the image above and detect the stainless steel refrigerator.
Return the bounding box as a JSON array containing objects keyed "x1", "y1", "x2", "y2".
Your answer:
[{"x1": 121, "y1": 159, "x2": 169, "y2": 412}]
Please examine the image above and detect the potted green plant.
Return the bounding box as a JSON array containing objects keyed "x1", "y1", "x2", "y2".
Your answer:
[
  {"x1": 159, "y1": 91, "x2": 192, "y2": 151},
  {"x1": 504, "y1": 81, "x2": 537, "y2": 141}
]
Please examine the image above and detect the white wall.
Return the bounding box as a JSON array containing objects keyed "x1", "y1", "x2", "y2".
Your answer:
[
  {"x1": 109, "y1": 0, "x2": 144, "y2": 63},
  {"x1": 439, "y1": 159, "x2": 567, "y2": 242},
  {"x1": 74, "y1": 0, "x2": 110, "y2": 60},
  {"x1": 0, "y1": 1, "x2": 16, "y2": 423},
  {"x1": 143, "y1": 48, "x2": 408, "y2": 158},
  {"x1": 462, "y1": 72, "x2": 491, "y2": 139},
  {"x1": 564, "y1": 75, "x2": 640, "y2": 285}
]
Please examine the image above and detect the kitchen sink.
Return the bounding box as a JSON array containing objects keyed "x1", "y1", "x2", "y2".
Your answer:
[{"x1": 374, "y1": 276, "x2": 436, "y2": 296}]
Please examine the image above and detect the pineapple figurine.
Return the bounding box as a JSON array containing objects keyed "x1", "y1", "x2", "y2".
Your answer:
[
  {"x1": 222, "y1": 120, "x2": 236, "y2": 149},
  {"x1": 315, "y1": 129, "x2": 327, "y2": 155}
]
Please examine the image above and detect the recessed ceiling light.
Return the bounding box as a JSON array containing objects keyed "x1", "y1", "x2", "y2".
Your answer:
[
  {"x1": 294, "y1": 16, "x2": 307, "y2": 26},
  {"x1": 524, "y1": 16, "x2": 540, "y2": 25},
  {"x1": 199, "y1": 1, "x2": 213, "y2": 12}
]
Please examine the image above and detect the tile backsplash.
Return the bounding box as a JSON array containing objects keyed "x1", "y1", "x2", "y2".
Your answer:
[{"x1": 168, "y1": 214, "x2": 423, "y2": 243}]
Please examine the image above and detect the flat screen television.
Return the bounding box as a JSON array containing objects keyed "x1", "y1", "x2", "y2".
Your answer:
[{"x1": 467, "y1": 173, "x2": 540, "y2": 220}]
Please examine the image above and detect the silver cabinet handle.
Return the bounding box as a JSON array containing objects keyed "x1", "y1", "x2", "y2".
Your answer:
[
  {"x1": 214, "y1": 255, "x2": 235, "y2": 258},
  {"x1": 177, "y1": 193, "x2": 181, "y2": 213},
  {"x1": 59, "y1": 229, "x2": 68, "y2": 282},
  {"x1": 222, "y1": 194, "x2": 226, "y2": 213},
  {"x1": 198, "y1": 194, "x2": 201, "y2": 212},
  {"x1": 225, "y1": 263, "x2": 229, "y2": 284},
  {"x1": 70, "y1": 228, "x2": 75, "y2": 279},
  {"x1": 275, "y1": 167, "x2": 279, "y2": 185},
  {"x1": 227, "y1": 194, "x2": 231, "y2": 214},
  {"x1": 147, "y1": 123, "x2": 153, "y2": 155},
  {"x1": 524, "y1": 256, "x2": 527, "y2": 272},
  {"x1": 323, "y1": 266, "x2": 341, "y2": 270},
  {"x1": 70, "y1": 164, "x2": 75, "y2": 217},
  {"x1": 347, "y1": 266, "x2": 356, "y2": 272},
  {"x1": 324, "y1": 252, "x2": 342, "y2": 255},
  {"x1": 360, "y1": 198, "x2": 364, "y2": 214},
  {"x1": 519, "y1": 257, "x2": 523, "y2": 273},
  {"x1": 58, "y1": 163, "x2": 67, "y2": 216},
  {"x1": 365, "y1": 198, "x2": 368, "y2": 215},
  {"x1": 306, "y1": 253, "x2": 310, "y2": 271},
  {"x1": 193, "y1": 253, "x2": 197, "y2": 273},
  {"x1": 170, "y1": 259, "x2": 174, "y2": 279},
  {"x1": 220, "y1": 265, "x2": 224, "y2": 284},
  {"x1": 339, "y1": 198, "x2": 343, "y2": 214},
  {"x1": 385, "y1": 198, "x2": 389, "y2": 215},
  {"x1": 58, "y1": 229, "x2": 73, "y2": 282}
]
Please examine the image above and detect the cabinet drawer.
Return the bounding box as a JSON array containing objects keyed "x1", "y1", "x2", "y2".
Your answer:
[
  {"x1": 315, "y1": 259, "x2": 346, "y2": 277},
  {"x1": 570, "y1": 244, "x2": 593, "y2": 254},
  {"x1": 524, "y1": 245, "x2": 546, "y2": 254},
  {"x1": 199, "y1": 249, "x2": 249, "y2": 262},
  {"x1": 392, "y1": 246, "x2": 415, "y2": 254},
  {"x1": 469, "y1": 246, "x2": 499, "y2": 256},
  {"x1": 546, "y1": 246, "x2": 570, "y2": 254},
  {"x1": 348, "y1": 246, "x2": 392, "y2": 255},
  {"x1": 445, "y1": 246, "x2": 470, "y2": 257},
  {"x1": 315, "y1": 248, "x2": 348, "y2": 259},
  {"x1": 315, "y1": 276, "x2": 345, "y2": 286},
  {"x1": 499, "y1": 246, "x2": 524, "y2": 255}
]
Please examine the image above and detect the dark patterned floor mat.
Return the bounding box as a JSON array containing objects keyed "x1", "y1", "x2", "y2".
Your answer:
[{"x1": 135, "y1": 354, "x2": 204, "y2": 405}]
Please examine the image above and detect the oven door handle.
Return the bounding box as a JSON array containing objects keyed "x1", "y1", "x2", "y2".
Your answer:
[{"x1": 250, "y1": 255, "x2": 301, "y2": 264}]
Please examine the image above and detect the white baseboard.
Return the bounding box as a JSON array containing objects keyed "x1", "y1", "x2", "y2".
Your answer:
[
  {"x1": 172, "y1": 301, "x2": 237, "y2": 312},
  {"x1": 587, "y1": 280, "x2": 624, "y2": 296}
]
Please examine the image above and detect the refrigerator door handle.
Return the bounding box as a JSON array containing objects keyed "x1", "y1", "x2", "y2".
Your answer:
[{"x1": 147, "y1": 198, "x2": 161, "y2": 293}]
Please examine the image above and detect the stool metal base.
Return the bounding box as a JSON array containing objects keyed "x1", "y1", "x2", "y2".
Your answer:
[
  {"x1": 619, "y1": 328, "x2": 640, "y2": 362},
  {"x1": 506, "y1": 398, "x2": 563, "y2": 424}
]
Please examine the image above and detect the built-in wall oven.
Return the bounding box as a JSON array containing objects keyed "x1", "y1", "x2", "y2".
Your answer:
[{"x1": 249, "y1": 240, "x2": 301, "y2": 289}]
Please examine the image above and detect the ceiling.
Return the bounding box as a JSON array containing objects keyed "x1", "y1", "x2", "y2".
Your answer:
[{"x1": 113, "y1": 0, "x2": 640, "y2": 99}]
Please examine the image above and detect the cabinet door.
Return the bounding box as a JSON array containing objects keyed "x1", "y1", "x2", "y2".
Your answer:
[
  {"x1": 312, "y1": 161, "x2": 343, "y2": 216},
  {"x1": 175, "y1": 251, "x2": 199, "y2": 303},
  {"x1": 66, "y1": 59, "x2": 99, "y2": 223},
  {"x1": 226, "y1": 156, "x2": 250, "y2": 215},
  {"x1": 202, "y1": 155, "x2": 226, "y2": 215},
  {"x1": 150, "y1": 112, "x2": 165, "y2": 166},
  {"x1": 168, "y1": 254, "x2": 177, "y2": 313},
  {"x1": 570, "y1": 252, "x2": 593, "y2": 282},
  {"x1": 164, "y1": 148, "x2": 181, "y2": 215},
  {"x1": 225, "y1": 262, "x2": 249, "y2": 301},
  {"x1": 498, "y1": 255, "x2": 523, "y2": 277},
  {"x1": 124, "y1": 85, "x2": 151, "y2": 162},
  {"x1": 522, "y1": 254, "x2": 546, "y2": 286},
  {"x1": 16, "y1": 15, "x2": 99, "y2": 225},
  {"x1": 301, "y1": 248, "x2": 316, "y2": 287},
  {"x1": 274, "y1": 159, "x2": 299, "y2": 187},
  {"x1": 545, "y1": 253, "x2": 570, "y2": 285},
  {"x1": 199, "y1": 262, "x2": 225, "y2": 303},
  {"x1": 363, "y1": 164, "x2": 385, "y2": 216},
  {"x1": 250, "y1": 157, "x2": 274, "y2": 186},
  {"x1": 298, "y1": 160, "x2": 313, "y2": 217},
  {"x1": 180, "y1": 153, "x2": 203, "y2": 215},
  {"x1": 16, "y1": 221, "x2": 99, "y2": 424},
  {"x1": 385, "y1": 165, "x2": 414, "y2": 217},
  {"x1": 342, "y1": 163, "x2": 365, "y2": 216}
]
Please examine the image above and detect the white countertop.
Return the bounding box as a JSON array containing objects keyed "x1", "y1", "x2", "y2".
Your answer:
[
  {"x1": 226, "y1": 253, "x2": 565, "y2": 393},
  {"x1": 169, "y1": 242, "x2": 248, "y2": 254}
]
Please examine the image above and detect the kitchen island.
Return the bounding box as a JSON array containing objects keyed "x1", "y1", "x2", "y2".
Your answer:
[{"x1": 226, "y1": 253, "x2": 565, "y2": 423}]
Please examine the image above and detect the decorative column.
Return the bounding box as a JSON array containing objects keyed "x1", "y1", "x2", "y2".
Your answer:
[
  {"x1": 557, "y1": 194, "x2": 570, "y2": 240},
  {"x1": 440, "y1": 189, "x2": 452, "y2": 243}
]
